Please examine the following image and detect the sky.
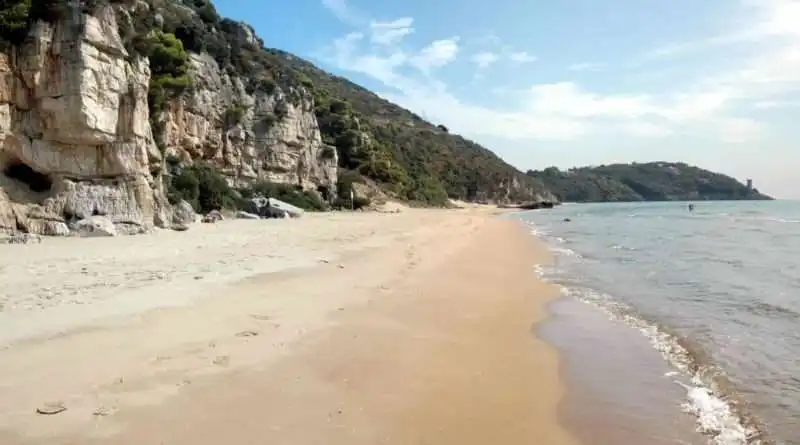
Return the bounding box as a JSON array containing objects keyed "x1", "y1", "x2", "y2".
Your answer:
[{"x1": 214, "y1": 0, "x2": 800, "y2": 198}]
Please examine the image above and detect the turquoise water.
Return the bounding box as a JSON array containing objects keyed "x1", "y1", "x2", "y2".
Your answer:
[{"x1": 519, "y1": 201, "x2": 800, "y2": 445}]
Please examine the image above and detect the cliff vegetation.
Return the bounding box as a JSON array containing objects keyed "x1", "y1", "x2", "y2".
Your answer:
[
  {"x1": 0, "y1": 0, "x2": 768, "y2": 240},
  {"x1": 526, "y1": 162, "x2": 773, "y2": 202}
]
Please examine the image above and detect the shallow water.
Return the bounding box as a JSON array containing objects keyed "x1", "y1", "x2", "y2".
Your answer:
[
  {"x1": 539, "y1": 297, "x2": 705, "y2": 445},
  {"x1": 519, "y1": 201, "x2": 800, "y2": 445}
]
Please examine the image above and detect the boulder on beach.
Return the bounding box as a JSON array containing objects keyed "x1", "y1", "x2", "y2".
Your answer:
[
  {"x1": 171, "y1": 223, "x2": 190, "y2": 232},
  {"x1": 72, "y1": 216, "x2": 117, "y2": 237},
  {"x1": 246, "y1": 196, "x2": 304, "y2": 219},
  {"x1": 172, "y1": 200, "x2": 197, "y2": 225},
  {"x1": 202, "y1": 210, "x2": 224, "y2": 223}
]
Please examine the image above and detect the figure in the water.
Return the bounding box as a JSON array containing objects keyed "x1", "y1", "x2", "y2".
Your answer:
[{"x1": 688, "y1": 204, "x2": 695, "y2": 212}]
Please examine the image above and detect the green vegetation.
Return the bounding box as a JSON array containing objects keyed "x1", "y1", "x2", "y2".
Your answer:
[
  {"x1": 166, "y1": 161, "x2": 241, "y2": 213},
  {"x1": 146, "y1": 31, "x2": 191, "y2": 109},
  {"x1": 290, "y1": 56, "x2": 547, "y2": 204},
  {"x1": 166, "y1": 159, "x2": 330, "y2": 213},
  {"x1": 0, "y1": 0, "x2": 31, "y2": 49},
  {"x1": 239, "y1": 182, "x2": 328, "y2": 211},
  {"x1": 1, "y1": 0, "x2": 550, "y2": 207},
  {"x1": 526, "y1": 162, "x2": 773, "y2": 202},
  {"x1": 224, "y1": 102, "x2": 249, "y2": 128}
]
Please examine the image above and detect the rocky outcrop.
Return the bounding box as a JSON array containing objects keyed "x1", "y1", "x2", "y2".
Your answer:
[
  {"x1": 0, "y1": 7, "x2": 166, "y2": 235},
  {"x1": 162, "y1": 51, "x2": 337, "y2": 196},
  {"x1": 0, "y1": 6, "x2": 337, "y2": 236},
  {"x1": 72, "y1": 216, "x2": 118, "y2": 237}
]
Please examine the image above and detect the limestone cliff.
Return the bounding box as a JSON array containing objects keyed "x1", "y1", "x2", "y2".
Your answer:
[
  {"x1": 162, "y1": 51, "x2": 337, "y2": 193},
  {"x1": 0, "y1": 4, "x2": 336, "y2": 236}
]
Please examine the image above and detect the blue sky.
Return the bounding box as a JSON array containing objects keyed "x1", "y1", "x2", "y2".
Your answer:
[{"x1": 215, "y1": 0, "x2": 800, "y2": 198}]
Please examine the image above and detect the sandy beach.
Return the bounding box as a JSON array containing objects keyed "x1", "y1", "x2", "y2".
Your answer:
[{"x1": 0, "y1": 208, "x2": 577, "y2": 445}]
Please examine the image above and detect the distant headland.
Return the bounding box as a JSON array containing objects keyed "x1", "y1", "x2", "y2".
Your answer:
[{"x1": 525, "y1": 162, "x2": 772, "y2": 203}]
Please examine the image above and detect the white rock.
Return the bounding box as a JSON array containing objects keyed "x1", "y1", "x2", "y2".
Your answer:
[
  {"x1": 236, "y1": 211, "x2": 260, "y2": 219},
  {"x1": 73, "y1": 216, "x2": 117, "y2": 237}
]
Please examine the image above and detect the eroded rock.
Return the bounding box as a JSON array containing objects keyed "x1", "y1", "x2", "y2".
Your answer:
[
  {"x1": 73, "y1": 216, "x2": 117, "y2": 237},
  {"x1": 0, "y1": 4, "x2": 337, "y2": 237},
  {"x1": 171, "y1": 200, "x2": 197, "y2": 225}
]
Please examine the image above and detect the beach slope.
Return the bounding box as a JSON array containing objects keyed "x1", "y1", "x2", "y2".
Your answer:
[{"x1": 0, "y1": 210, "x2": 575, "y2": 445}]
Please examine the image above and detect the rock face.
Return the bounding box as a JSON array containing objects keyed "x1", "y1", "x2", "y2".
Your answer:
[
  {"x1": 0, "y1": 6, "x2": 337, "y2": 236},
  {"x1": 162, "y1": 52, "x2": 337, "y2": 195},
  {"x1": 0, "y1": 8, "x2": 166, "y2": 236}
]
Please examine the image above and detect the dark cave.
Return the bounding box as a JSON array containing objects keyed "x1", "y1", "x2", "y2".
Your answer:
[{"x1": 3, "y1": 159, "x2": 53, "y2": 193}]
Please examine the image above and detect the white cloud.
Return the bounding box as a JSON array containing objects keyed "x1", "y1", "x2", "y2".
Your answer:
[
  {"x1": 508, "y1": 51, "x2": 537, "y2": 63},
  {"x1": 321, "y1": 0, "x2": 365, "y2": 26},
  {"x1": 568, "y1": 62, "x2": 604, "y2": 72},
  {"x1": 318, "y1": 1, "x2": 789, "y2": 143},
  {"x1": 525, "y1": 82, "x2": 652, "y2": 118},
  {"x1": 470, "y1": 51, "x2": 499, "y2": 69},
  {"x1": 369, "y1": 18, "x2": 414, "y2": 45},
  {"x1": 748, "y1": 0, "x2": 800, "y2": 38},
  {"x1": 410, "y1": 38, "x2": 460, "y2": 72},
  {"x1": 618, "y1": 122, "x2": 673, "y2": 137},
  {"x1": 753, "y1": 99, "x2": 800, "y2": 109}
]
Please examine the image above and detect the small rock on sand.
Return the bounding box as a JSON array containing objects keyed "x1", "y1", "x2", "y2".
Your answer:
[
  {"x1": 92, "y1": 406, "x2": 116, "y2": 417},
  {"x1": 36, "y1": 402, "x2": 67, "y2": 415},
  {"x1": 171, "y1": 223, "x2": 190, "y2": 232},
  {"x1": 236, "y1": 211, "x2": 261, "y2": 220}
]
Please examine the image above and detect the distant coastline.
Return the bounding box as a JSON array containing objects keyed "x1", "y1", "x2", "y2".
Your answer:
[{"x1": 525, "y1": 161, "x2": 772, "y2": 204}]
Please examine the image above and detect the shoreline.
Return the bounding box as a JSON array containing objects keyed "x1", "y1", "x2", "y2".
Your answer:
[
  {"x1": 0, "y1": 209, "x2": 578, "y2": 445},
  {"x1": 520, "y1": 206, "x2": 771, "y2": 445}
]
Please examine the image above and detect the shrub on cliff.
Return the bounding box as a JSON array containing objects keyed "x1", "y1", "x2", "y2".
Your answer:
[
  {"x1": 0, "y1": 0, "x2": 31, "y2": 49},
  {"x1": 238, "y1": 182, "x2": 328, "y2": 212},
  {"x1": 145, "y1": 31, "x2": 191, "y2": 113},
  {"x1": 167, "y1": 162, "x2": 240, "y2": 213}
]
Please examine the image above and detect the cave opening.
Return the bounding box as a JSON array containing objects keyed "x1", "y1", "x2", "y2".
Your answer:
[
  {"x1": 3, "y1": 159, "x2": 53, "y2": 193},
  {"x1": 317, "y1": 185, "x2": 331, "y2": 202}
]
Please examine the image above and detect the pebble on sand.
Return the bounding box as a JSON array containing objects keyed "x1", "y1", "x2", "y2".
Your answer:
[{"x1": 36, "y1": 402, "x2": 66, "y2": 415}]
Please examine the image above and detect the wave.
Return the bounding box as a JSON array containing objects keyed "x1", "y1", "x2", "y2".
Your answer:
[
  {"x1": 559, "y1": 285, "x2": 765, "y2": 445},
  {"x1": 525, "y1": 225, "x2": 769, "y2": 445}
]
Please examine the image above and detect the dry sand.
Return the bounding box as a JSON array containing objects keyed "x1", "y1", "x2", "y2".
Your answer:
[{"x1": 0, "y1": 208, "x2": 577, "y2": 445}]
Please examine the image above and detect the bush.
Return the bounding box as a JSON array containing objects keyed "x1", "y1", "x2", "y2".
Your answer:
[
  {"x1": 320, "y1": 145, "x2": 336, "y2": 160},
  {"x1": 142, "y1": 31, "x2": 191, "y2": 149},
  {"x1": 167, "y1": 162, "x2": 240, "y2": 213},
  {"x1": 0, "y1": 0, "x2": 32, "y2": 48},
  {"x1": 239, "y1": 181, "x2": 328, "y2": 211},
  {"x1": 224, "y1": 103, "x2": 248, "y2": 127}
]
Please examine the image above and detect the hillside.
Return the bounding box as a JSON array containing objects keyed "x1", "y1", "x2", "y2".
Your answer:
[
  {"x1": 0, "y1": 0, "x2": 553, "y2": 236},
  {"x1": 274, "y1": 50, "x2": 553, "y2": 204},
  {"x1": 526, "y1": 162, "x2": 773, "y2": 202}
]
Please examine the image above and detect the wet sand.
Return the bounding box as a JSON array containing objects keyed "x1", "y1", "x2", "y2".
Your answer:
[
  {"x1": 539, "y1": 297, "x2": 706, "y2": 445},
  {"x1": 0, "y1": 210, "x2": 577, "y2": 445}
]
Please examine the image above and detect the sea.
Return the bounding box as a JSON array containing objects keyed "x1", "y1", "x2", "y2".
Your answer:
[{"x1": 516, "y1": 201, "x2": 800, "y2": 445}]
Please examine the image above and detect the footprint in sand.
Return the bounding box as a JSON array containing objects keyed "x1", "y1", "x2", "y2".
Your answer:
[
  {"x1": 212, "y1": 355, "x2": 230, "y2": 367},
  {"x1": 92, "y1": 406, "x2": 117, "y2": 417}
]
